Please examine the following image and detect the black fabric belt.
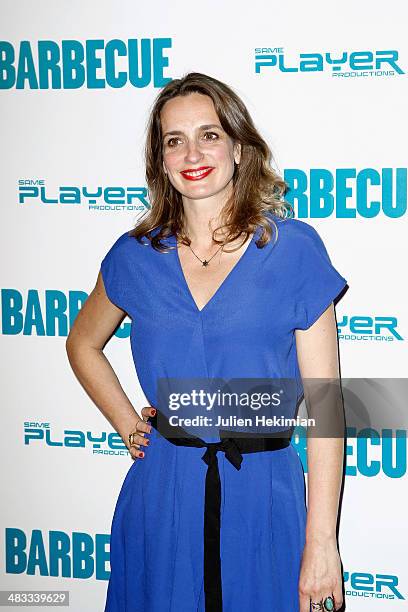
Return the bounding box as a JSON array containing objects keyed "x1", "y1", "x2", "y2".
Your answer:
[{"x1": 149, "y1": 410, "x2": 292, "y2": 612}]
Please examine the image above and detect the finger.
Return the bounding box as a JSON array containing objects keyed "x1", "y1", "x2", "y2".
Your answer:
[
  {"x1": 332, "y1": 590, "x2": 343, "y2": 610},
  {"x1": 128, "y1": 434, "x2": 148, "y2": 456},
  {"x1": 313, "y1": 593, "x2": 338, "y2": 612},
  {"x1": 133, "y1": 419, "x2": 152, "y2": 436},
  {"x1": 306, "y1": 593, "x2": 324, "y2": 612},
  {"x1": 128, "y1": 410, "x2": 155, "y2": 460},
  {"x1": 321, "y1": 590, "x2": 340, "y2": 611},
  {"x1": 129, "y1": 446, "x2": 145, "y2": 460},
  {"x1": 299, "y1": 592, "x2": 311, "y2": 612},
  {"x1": 141, "y1": 406, "x2": 156, "y2": 421},
  {"x1": 130, "y1": 432, "x2": 150, "y2": 448}
]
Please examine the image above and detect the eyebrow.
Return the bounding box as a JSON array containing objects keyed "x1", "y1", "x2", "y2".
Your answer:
[{"x1": 162, "y1": 124, "x2": 224, "y2": 138}]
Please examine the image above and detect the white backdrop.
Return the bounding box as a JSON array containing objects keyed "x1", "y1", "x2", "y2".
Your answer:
[{"x1": 1, "y1": 0, "x2": 407, "y2": 609}]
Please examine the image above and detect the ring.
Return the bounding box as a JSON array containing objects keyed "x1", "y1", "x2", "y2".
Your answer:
[
  {"x1": 311, "y1": 593, "x2": 335, "y2": 611},
  {"x1": 128, "y1": 427, "x2": 140, "y2": 448}
]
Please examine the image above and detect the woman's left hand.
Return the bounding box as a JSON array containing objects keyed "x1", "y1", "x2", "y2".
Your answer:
[{"x1": 298, "y1": 537, "x2": 344, "y2": 611}]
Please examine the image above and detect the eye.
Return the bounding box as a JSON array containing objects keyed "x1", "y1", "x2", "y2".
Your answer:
[
  {"x1": 202, "y1": 131, "x2": 219, "y2": 141},
  {"x1": 165, "y1": 137, "x2": 182, "y2": 148}
]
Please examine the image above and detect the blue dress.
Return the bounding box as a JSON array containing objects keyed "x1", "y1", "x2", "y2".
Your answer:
[{"x1": 101, "y1": 213, "x2": 348, "y2": 612}]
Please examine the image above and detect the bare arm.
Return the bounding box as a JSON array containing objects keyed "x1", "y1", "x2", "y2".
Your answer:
[
  {"x1": 65, "y1": 271, "x2": 151, "y2": 459},
  {"x1": 295, "y1": 302, "x2": 344, "y2": 611},
  {"x1": 296, "y1": 302, "x2": 344, "y2": 542}
]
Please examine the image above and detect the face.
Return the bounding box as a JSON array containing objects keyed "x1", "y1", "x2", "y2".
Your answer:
[{"x1": 160, "y1": 92, "x2": 241, "y2": 202}]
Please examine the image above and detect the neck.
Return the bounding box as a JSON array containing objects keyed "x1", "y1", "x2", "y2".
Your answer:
[{"x1": 180, "y1": 186, "x2": 232, "y2": 248}]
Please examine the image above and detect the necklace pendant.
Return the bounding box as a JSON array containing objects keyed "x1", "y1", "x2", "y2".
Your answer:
[{"x1": 202, "y1": 260, "x2": 209, "y2": 267}]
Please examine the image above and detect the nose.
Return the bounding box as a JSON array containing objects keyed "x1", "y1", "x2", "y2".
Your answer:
[{"x1": 184, "y1": 139, "x2": 204, "y2": 165}]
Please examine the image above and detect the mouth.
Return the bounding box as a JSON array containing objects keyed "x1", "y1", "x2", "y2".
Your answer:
[{"x1": 180, "y1": 167, "x2": 214, "y2": 181}]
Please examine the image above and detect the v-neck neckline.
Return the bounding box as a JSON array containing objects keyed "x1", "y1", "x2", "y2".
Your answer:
[{"x1": 172, "y1": 227, "x2": 258, "y2": 315}]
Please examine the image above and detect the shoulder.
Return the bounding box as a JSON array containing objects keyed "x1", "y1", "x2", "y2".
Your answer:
[
  {"x1": 102, "y1": 229, "x2": 149, "y2": 260},
  {"x1": 268, "y1": 212, "x2": 319, "y2": 238},
  {"x1": 265, "y1": 213, "x2": 324, "y2": 252},
  {"x1": 107, "y1": 229, "x2": 139, "y2": 249}
]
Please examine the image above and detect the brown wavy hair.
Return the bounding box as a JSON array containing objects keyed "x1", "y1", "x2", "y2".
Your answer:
[{"x1": 129, "y1": 72, "x2": 294, "y2": 252}]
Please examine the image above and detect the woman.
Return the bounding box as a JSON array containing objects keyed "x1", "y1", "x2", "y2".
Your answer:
[{"x1": 66, "y1": 72, "x2": 347, "y2": 612}]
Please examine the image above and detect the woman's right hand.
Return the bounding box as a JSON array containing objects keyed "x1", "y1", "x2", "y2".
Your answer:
[{"x1": 127, "y1": 406, "x2": 156, "y2": 460}]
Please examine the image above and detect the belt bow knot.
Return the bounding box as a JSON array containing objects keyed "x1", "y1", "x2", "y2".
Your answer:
[{"x1": 201, "y1": 438, "x2": 243, "y2": 471}]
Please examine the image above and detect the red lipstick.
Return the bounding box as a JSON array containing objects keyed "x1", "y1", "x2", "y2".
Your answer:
[{"x1": 180, "y1": 166, "x2": 214, "y2": 181}]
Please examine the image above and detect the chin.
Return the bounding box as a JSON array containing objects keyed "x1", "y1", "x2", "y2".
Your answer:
[
  {"x1": 180, "y1": 181, "x2": 232, "y2": 200},
  {"x1": 184, "y1": 188, "x2": 222, "y2": 200}
]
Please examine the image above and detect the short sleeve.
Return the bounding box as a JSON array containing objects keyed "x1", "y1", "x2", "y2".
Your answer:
[
  {"x1": 293, "y1": 222, "x2": 348, "y2": 330},
  {"x1": 100, "y1": 231, "x2": 132, "y2": 313}
]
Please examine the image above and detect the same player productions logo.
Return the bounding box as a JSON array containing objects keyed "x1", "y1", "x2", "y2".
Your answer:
[
  {"x1": 18, "y1": 179, "x2": 150, "y2": 212},
  {"x1": 283, "y1": 168, "x2": 407, "y2": 219},
  {"x1": 338, "y1": 315, "x2": 404, "y2": 343},
  {"x1": 24, "y1": 422, "x2": 129, "y2": 457},
  {"x1": 344, "y1": 570, "x2": 405, "y2": 601},
  {"x1": 0, "y1": 38, "x2": 172, "y2": 89},
  {"x1": 255, "y1": 47, "x2": 405, "y2": 78}
]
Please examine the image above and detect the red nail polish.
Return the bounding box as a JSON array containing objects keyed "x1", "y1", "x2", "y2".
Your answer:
[
  {"x1": 139, "y1": 451, "x2": 144, "y2": 457},
  {"x1": 151, "y1": 409, "x2": 156, "y2": 416}
]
